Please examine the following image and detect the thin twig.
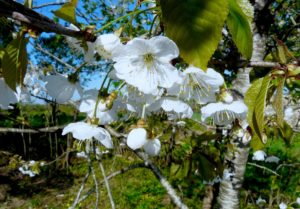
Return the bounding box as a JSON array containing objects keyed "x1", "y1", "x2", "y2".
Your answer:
[
  {"x1": 276, "y1": 163, "x2": 300, "y2": 171},
  {"x1": 33, "y1": 2, "x2": 65, "y2": 9},
  {"x1": 78, "y1": 163, "x2": 147, "y2": 204},
  {"x1": 33, "y1": 43, "x2": 76, "y2": 71},
  {"x1": 247, "y1": 162, "x2": 280, "y2": 176},
  {"x1": 98, "y1": 160, "x2": 116, "y2": 209},
  {"x1": 135, "y1": 151, "x2": 188, "y2": 209},
  {"x1": 0, "y1": 125, "x2": 65, "y2": 134},
  {"x1": 89, "y1": 157, "x2": 99, "y2": 209},
  {"x1": 69, "y1": 166, "x2": 91, "y2": 209}
]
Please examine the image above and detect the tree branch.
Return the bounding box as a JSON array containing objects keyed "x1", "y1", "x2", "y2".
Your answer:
[
  {"x1": 0, "y1": 0, "x2": 96, "y2": 41},
  {"x1": 0, "y1": 126, "x2": 65, "y2": 134},
  {"x1": 33, "y1": 2, "x2": 65, "y2": 9},
  {"x1": 33, "y1": 43, "x2": 76, "y2": 71}
]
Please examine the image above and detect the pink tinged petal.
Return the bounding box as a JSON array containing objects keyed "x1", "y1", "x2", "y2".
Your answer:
[
  {"x1": 127, "y1": 128, "x2": 148, "y2": 150},
  {"x1": 150, "y1": 36, "x2": 179, "y2": 62},
  {"x1": 93, "y1": 128, "x2": 113, "y2": 149},
  {"x1": 143, "y1": 138, "x2": 161, "y2": 156}
]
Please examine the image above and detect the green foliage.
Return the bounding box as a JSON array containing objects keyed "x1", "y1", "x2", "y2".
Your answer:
[
  {"x1": 161, "y1": 0, "x2": 228, "y2": 69},
  {"x1": 245, "y1": 75, "x2": 271, "y2": 145},
  {"x1": 2, "y1": 34, "x2": 28, "y2": 90},
  {"x1": 227, "y1": 0, "x2": 253, "y2": 59},
  {"x1": 273, "y1": 77, "x2": 285, "y2": 127},
  {"x1": 53, "y1": 0, "x2": 78, "y2": 25}
]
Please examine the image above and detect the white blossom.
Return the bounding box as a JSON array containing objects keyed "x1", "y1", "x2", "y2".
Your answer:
[
  {"x1": 296, "y1": 197, "x2": 300, "y2": 205},
  {"x1": 127, "y1": 128, "x2": 160, "y2": 156},
  {"x1": 62, "y1": 122, "x2": 113, "y2": 148},
  {"x1": 112, "y1": 36, "x2": 181, "y2": 94},
  {"x1": 0, "y1": 78, "x2": 18, "y2": 109},
  {"x1": 256, "y1": 196, "x2": 267, "y2": 205},
  {"x1": 44, "y1": 74, "x2": 83, "y2": 104},
  {"x1": 201, "y1": 101, "x2": 248, "y2": 126},
  {"x1": 265, "y1": 156, "x2": 280, "y2": 164},
  {"x1": 148, "y1": 97, "x2": 193, "y2": 119},
  {"x1": 79, "y1": 89, "x2": 122, "y2": 125},
  {"x1": 95, "y1": 34, "x2": 121, "y2": 59},
  {"x1": 252, "y1": 150, "x2": 266, "y2": 161},
  {"x1": 279, "y1": 202, "x2": 287, "y2": 209},
  {"x1": 16, "y1": 86, "x2": 31, "y2": 103},
  {"x1": 168, "y1": 66, "x2": 224, "y2": 104},
  {"x1": 65, "y1": 24, "x2": 95, "y2": 63}
]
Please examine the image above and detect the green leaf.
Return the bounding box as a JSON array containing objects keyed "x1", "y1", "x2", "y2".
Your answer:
[
  {"x1": 24, "y1": 0, "x2": 33, "y2": 8},
  {"x1": 253, "y1": 75, "x2": 271, "y2": 139},
  {"x1": 245, "y1": 75, "x2": 271, "y2": 140},
  {"x1": 2, "y1": 35, "x2": 28, "y2": 91},
  {"x1": 227, "y1": 0, "x2": 253, "y2": 59},
  {"x1": 245, "y1": 78, "x2": 263, "y2": 131},
  {"x1": 250, "y1": 134, "x2": 265, "y2": 151},
  {"x1": 0, "y1": 48, "x2": 5, "y2": 68},
  {"x1": 161, "y1": 0, "x2": 228, "y2": 69},
  {"x1": 279, "y1": 121, "x2": 294, "y2": 145},
  {"x1": 53, "y1": 0, "x2": 78, "y2": 25},
  {"x1": 273, "y1": 77, "x2": 285, "y2": 127}
]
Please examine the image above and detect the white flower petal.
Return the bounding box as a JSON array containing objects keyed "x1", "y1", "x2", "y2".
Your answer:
[
  {"x1": 150, "y1": 36, "x2": 179, "y2": 62},
  {"x1": 127, "y1": 128, "x2": 147, "y2": 150},
  {"x1": 265, "y1": 156, "x2": 280, "y2": 164},
  {"x1": 96, "y1": 34, "x2": 121, "y2": 59},
  {"x1": 201, "y1": 101, "x2": 248, "y2": 125},
  {"x1": 45, "y1": 74, "x2": 82, "y2": 103},
  {"x1": 143, "y1": 138, "x2": 161, "y2": 156},
  {"x1": 252, "y1": 150, "x2": 266, "y2": 161},
  {"x1": 93, "y1": 128, "x2": 113, "y2": 149},
  {"x1": 0, "y1": 78, "x2": 18, "y2": 109},
  {"x1": 113, "y1": 36, "x2": 180, "y2": 94},
  {"x1": 279, "y1": 202, "x2": 287, "y2": 209}
]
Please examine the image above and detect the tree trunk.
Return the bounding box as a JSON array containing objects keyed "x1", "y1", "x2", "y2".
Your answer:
[{"x1": 217, "y1": 0, "x2": 270, "y2": 208}]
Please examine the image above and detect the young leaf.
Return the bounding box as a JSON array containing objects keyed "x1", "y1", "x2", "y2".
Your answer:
[
  {"x1": 250, "y1": 134, "x2": 265, "y2": 151},
  {"x1": 53, "y1": 0, "x2": 78, "y2": 25},
  {"x1": 161, "y1": 0, "x2": 228, "y2": 70},
  {"x1": 227, "y1": 0, "x2": 253, "y2": 59},
  {"x1": 253, "y1": 75, "x2": 271, "y2": 139},
  {"x1": 273, "y1": 77, "x2": 285, "y2": 128},
  {"x1": 278, "y1": 121, "x2": 294, "y2": 145},
  {"x1": 245, "y1": 78, "x2": 263, "y2": 131},
  {"x1": 2, "y1": 36, "x2": 28, "y2": 91},
  {"x1": 245, "y1": 75, "x2": 271, "y2": 140}
]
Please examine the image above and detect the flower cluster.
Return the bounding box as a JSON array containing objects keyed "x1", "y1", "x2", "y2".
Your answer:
[{"x1": 41, "y1": 33, "x2": 249, "y2": 157}]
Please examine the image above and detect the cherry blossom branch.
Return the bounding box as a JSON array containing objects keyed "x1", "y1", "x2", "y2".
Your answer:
[{"x1": 105, "y1": 125, "x2": 188, "y2": 208}]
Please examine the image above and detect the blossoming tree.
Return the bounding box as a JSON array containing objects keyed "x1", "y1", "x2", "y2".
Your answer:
[{"x1": 0, "y1": 0, "x2": 299, "y2": 208}]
